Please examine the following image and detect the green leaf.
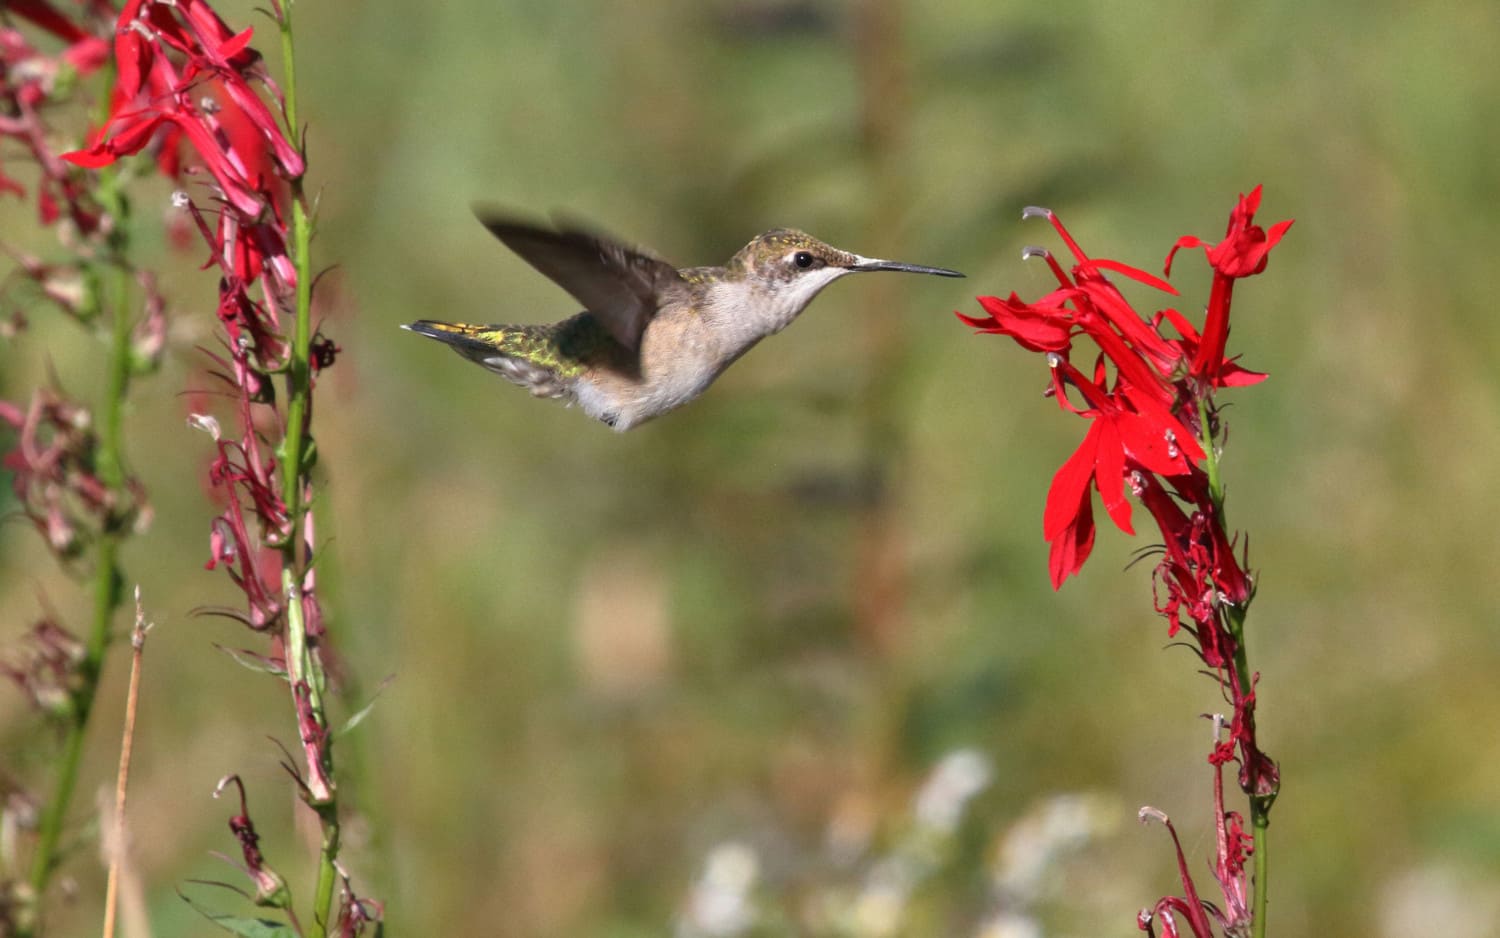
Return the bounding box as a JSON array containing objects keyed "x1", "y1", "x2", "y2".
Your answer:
[
  {"x1": 214, "y1": 643, "x2": 289, "y2": 678},
  {"x1": 337, "y1": 673, "x2": 396, "y2": 737},
  {"x1": 179, "y1": 889, "x2": 296, "y2": 937},
  {"x1": 299, "y1": 436, "x2": 319, "y2": 472}
]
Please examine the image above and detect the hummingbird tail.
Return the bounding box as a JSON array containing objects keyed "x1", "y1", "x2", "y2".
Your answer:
[
  {"x1": 402, "y1": 319, "x2": 497, "y2": 353},
  {"x1": 403, "y1": 319, "x2": 579, "y2": 400}
]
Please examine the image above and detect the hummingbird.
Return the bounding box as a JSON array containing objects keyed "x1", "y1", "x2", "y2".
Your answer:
[{"x1": 404, "y1": 211, "x2": 964, "y2": 431}]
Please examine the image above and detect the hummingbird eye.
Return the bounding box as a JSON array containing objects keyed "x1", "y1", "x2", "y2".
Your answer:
[{"x1": 793, "y1": 251, "x2": 816, "y2": 269}]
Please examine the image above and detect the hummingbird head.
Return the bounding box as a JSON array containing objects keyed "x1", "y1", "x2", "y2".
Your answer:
[{"x1": 727, "y1": 229, "x2": 964, "y2": 334}]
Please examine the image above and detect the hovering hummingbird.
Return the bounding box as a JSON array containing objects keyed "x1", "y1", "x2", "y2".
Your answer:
[{"x1": 404, "y1": 211, "x2": 964, "y2": 431}]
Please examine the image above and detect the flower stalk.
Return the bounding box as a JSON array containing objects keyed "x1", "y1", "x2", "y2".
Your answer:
[
  {"x1": 55, "y1": 0, "x2": 370, "y2": 929},
  {"x1": 271, "y1": 8, "x2": 346, "y2": 934}
]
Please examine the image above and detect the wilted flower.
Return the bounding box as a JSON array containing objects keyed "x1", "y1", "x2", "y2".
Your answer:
[
  {"x1": 212, "y1": 775, "x2": 289, "y2": 908},
  {"x1": 1, "y1": 619, "x2": 85, "y2": 717},
  {"x1": 1, "y1": 387, "x2": 148, "y2": 560}
]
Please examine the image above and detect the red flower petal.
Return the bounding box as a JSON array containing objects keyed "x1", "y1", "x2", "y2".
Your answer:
[
  {"x1": 1044, "y1": 422, "x2": 1100, "y2": 541},
  {"x1": 965, "y1": 293, "x2": 1074, "y2": 352},
  {"x1": 7, "y1": 0, "x2": 87, "y2": 42},
  {"x1": 63, "y1": 37, "x2": 111, "y2": 73},
  {"x1": 1163, "y1": 235, "x2": 1208, "y2": 278},
  {"x1": 1048, "y1": 495, "x2": 1095, "y2": 590},
  {"x1": 1155, "y1": 307, "x2": 1200, "y2": 343},
  {"x1": 113, "y1": 28, "x2": 151, "y2": 100},
  {"x1": 1094, "y1": 418, "x2": 1133, "y2": 535},
  {"x1": 1218, "y1": 361, "x2": 1268, "y2": 386},
  {"x1": 1083, "y1": 257, "x2": 1179, "y2": 296},
  {"x1": 63, "y1": 111, "x2": 168, "y2": 167}
]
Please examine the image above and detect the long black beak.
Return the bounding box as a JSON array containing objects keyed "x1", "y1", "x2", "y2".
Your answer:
[{"x1": 850, "y1": 256, "x2": 965, "y2": 278}]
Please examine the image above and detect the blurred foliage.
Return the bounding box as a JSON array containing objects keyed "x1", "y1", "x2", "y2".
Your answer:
[{"x1": 3, "y1": 0, "x2": 1500, "y2": 935}]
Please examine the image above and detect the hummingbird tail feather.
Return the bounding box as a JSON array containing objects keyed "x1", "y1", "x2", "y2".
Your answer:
[
  {"x1": 403, "y1": 320, "x2": 575, "y2": 400},
  {"x1": 402, "y1": 320, "x2": 496, "y2": 351}
]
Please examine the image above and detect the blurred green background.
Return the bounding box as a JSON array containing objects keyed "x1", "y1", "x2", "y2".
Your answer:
[{"x1": 4, "y1": 0, "x2": 1500, "y2": 935}]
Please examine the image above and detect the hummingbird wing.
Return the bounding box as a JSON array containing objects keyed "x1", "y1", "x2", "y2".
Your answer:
[{"x1": 473, "y1": 210, "x2": 686, "y2": 352}]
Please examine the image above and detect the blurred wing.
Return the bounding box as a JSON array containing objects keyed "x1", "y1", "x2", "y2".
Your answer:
[{"x1": 473, "y1": 208, "x2": 686, "y2": 351}]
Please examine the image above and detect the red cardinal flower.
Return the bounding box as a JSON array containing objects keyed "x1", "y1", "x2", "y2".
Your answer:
[
  {"x1": 1165, "y1": 185, "x2": 1294, "y2": 280},
  {"x1": 961, "y1": 193, "x2": 1289, "y2": 587},
  {"x1": 960, "y1": 191, "x2": 1288, "y2": 935},
  {"x1": 1041, "y1": 356, "x2": 1203, "y2": 587},
  {"x1": 62, "y1": 0, "x2": 302, "y2": 215},
  {"x1": 65, "y1": 0, "x2": 319, "y2": 633},
  {"x1": 1164, "y1": 186, "x2": 1293, "y2": 387}
]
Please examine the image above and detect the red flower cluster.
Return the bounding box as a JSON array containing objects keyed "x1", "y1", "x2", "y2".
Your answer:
[
  {"x1": 0, "y1": 0, "x2": 111, "y2": 229},
  {"x1": 1, "y1": 2, "x2": 161, "y2": 340},
  {"x1": 960, "y1": 188, "x2": 1289, "y2": 590},
  {"x1": 63, "y1": 0, "x2": 341, "y2": 816},
  {"x1": 62, "y1": 0, "x2": 332, "y2": 640},
  {"x1": 65, "y1": 0, "x2": 303, "y2": 208},
  {"x1": 961, "y1": 189, "x2": 1291, "y2": 936}
]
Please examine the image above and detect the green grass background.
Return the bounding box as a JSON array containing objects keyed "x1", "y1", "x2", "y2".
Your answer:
[{"x1": 3, "y1": 0, "x2": 1500, "y2": 935}]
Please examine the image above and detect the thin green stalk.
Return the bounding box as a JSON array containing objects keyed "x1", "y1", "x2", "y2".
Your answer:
[
  {"x1": 276, "y1": 0, "x2": 313, "y2": 519},
  {"x1": 23, "y1": 535, "x2": 116, "y2": 890},
  {"x1": 24, "y1": 166, "x2": 133, "y2": 928},
  {"x1": 278, "y1": 195, "x2": 314, "y2": 516},
  {"x1": 1219, "y1": 493, "x2": 1269, "y2": 938},
  {"x1": 283, "y1": 568, "x2": 339, "y2": 937},
  {"x1": 1201, "y1": 396, "x2": 1270, "y2": 937},
  {"x1": 273, "y1": 9, "x2": 341, "y2": 936},
  {"x1": 1252, "y1": 810, "x2": 1269, "y2": 938},
  {"x1": 1227, "y1": 604, "x2": 1272, "y2": 938},
  {"x1": 1196, "y1": 394, "x2": 1224, "y2": 509},
  {"x1": 311, "y1": 811, "x2": 340, "y2": 937}
]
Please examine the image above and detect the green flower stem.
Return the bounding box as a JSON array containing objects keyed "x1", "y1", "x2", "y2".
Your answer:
[
  {"x1": 276, "y1": 0, "x2": 312, "y2": 519},
  {"x1": 311, "y1": 811, "x2": 340, "y2": 937},
  {"x1": 1226, "y1": 603, "x2": 1271, "y2": 938},
  {"x1": 1252, "y1": 809, "x2": 1269, "y2": 938},
  {"x1": 278, "y1": 198, "x2": 313, "y2": 513},
  {"x1": 283, "y1": 568, "x2": 339, "y2": 937},
  {"x1": 274, "y1": 8, "x2": 341, "y2": 937},
  {"x1": 1207, "y1": 393, "x2": 1269, "y2": 938},
  {"x1": 23, "y1": 165, "x2": 133, "y2": 933},
  {"x1": 1196, "y1": 394, "x2": 1224, "y2": 510}
]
